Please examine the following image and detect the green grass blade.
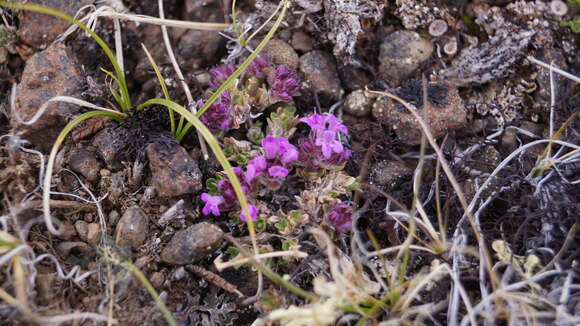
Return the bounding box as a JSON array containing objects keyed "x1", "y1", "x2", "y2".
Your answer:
[
  {"x1": 175, "y1": 0, "x2": 289, "y2": 141},
  {"x1": 0, "y1": 1, "x2": 131, "y2": 111},
  {"x1": 141, "y1": 44, "x2": 175, "y2": 134},
  {"x1": 43, "y1": 111, "x2": 124, "y2": 235}
]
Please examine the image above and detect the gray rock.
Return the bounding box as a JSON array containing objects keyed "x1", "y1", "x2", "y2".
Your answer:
[
  {"x1": 299, "y1": 51, "x2": 344, "y2": 106},
  {"x1": 378, "y1": 31, "x2": 433, "y2": 86},
  {"x1": 115, "y1": 206, "x2": 149, "y2": 250},
  {"x1": 69, "y1": 149, "x2": 101, "y2": 182},
  {"x1": 147, "y1": 141, "x2": 202, "y2": 197},
  {"x1": 178, "y1": 30, "x2": 225, "y2": 69},
  {"x1": 12, "y1": 42, "x2": 85, "y2": 151},
  {"x1": 344, "y1": 90, "x2": 375, "y2": 117},
  {"x1": 263, "y1": 39, "x2": 300, "y2": 70},
  {"x1": 160, "y1": 222, "x2": 224, "y2": 265}
]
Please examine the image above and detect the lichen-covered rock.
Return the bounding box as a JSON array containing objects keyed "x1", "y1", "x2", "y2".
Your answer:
[
  {"x1": 344, "y1": 90, "x2": 375, "y2": 117},
  {"x1": 16, "y1": 0, "x2": 92, "y2": 49},
  {"x1": 299, "y1": 50, "x2": 344, "y2": 105},
  {"x1": 369, "y1": 160, "x2": 412, "y2": 192},
  {"x1": 441, "y1": 29, "x2": 535, "y2": 87},
  {"x1": 160, "y1": 222, "x2": 224, "y2": 265},
  {"x1": 378, "y1": 31, "x2": 433, "y2": 86},
  {"x1": 372, "y1": 80, "x2": 466, "y2": 145},
  {"x1": 146, "y1": 141, "x2": 202, "y2": 197},
  {"x1": 12, "y1": 42, "x2": 85, "y2": 151}
]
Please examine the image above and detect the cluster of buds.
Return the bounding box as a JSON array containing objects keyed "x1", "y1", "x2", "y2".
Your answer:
[
  {"x1": 201, "y1": 55, "x2": 300, "y2": 134},
  {"x1": 298, "y1": 114, "x2": 351, "y2": 172},
  {"x1": 325, "y1": 202, "x2": 353, "y2": 234}
]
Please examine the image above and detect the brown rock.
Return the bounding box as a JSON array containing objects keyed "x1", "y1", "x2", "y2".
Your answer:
[
  {"x1": 263, "y1": 39, "x2": 300, "y2": 70},
  {"x1": 160, "y1": 222, "x2": 224, "y2": 265},
  {"x1": 17, "y1": 0, "x2": 92, "y2": 49},
  {"x1": 69, "y1": 149, "x2": 101, "y2": 182},
  {"x1": 291, "y1": 31, "x2": 314, "y2": 53},
  {"x1": 86, "y1": 223, "x2": 101, "y2": 246},
  {"x1": 12, "y1": 42, "x2": 85, "y2": 151},
  {"x1": 147, "y1": 141, "x2": 202, "y2": 197},
  {"x1": 372, "y1": 80, "x2": 466, "y2": 145},
  {"x1": 115, "y1": 206, "x2": 149, "y2": 250},
  {"x1": 299, "y1": 51, "x2": 344, "y2": 106},
  {"x1": 378, "y1": 31, "x2": 433, "y2": 86},
  {"x1": 74, "y1": 220, "x2": 89, "y2": 242}
]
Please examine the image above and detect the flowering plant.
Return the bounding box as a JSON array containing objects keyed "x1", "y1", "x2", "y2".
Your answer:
[{"x1": 201, "y1": 55, "x2": 301, "y2": 135}]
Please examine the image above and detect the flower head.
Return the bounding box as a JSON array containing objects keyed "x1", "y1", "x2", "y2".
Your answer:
[
  {"x1": 262, "y1": 136, "x2": 299, "y2": 163},
  {"x1": 248, "y1": 55, "x2": 271, "y2": 78},
  {"x1": 201, "y1": 193, "x2": 224, "y2": 216},
  {"x1": 199, "y1": 92, "x2": 233, "y2": 132},
  {"x1": 298, "y1": 114, "x2": 350, "y2": 168},
  {"x1": 246, "y1": 156, "x2": 267, "y2": 184},
  {"x1": 240, "y1": 204, "x2": 259, "y2": 222},
  {"x1": 326, "y1": 202, "x2": 352, "y2": 233},
  {"x1": 209, "y1": 63, "x2": 236, "y2": 89},
  {"x1": 268, "y1": 65, "x2": 300, "y2": 101},
  {"x1": 268, "y1": 165, "x2": 289, "y2": 178}
]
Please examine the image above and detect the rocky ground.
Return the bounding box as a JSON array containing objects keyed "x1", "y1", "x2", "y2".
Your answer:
[{"x1": 0, "y1": 0, "x2": 579, "y2": 325}]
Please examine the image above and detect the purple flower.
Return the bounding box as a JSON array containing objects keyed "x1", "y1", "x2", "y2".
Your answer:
[
  {"x1": 268, "y1": 165, "x2": 289, "y2": 178},
  {"x1": 209, "y1": 63, "x2": 236, "y2": 89},
  {"x1": 201, "y1": 193, "x2": 224, "y2": 216},
  {"x1": 267, "y1": 65, "x2": 300, "y2": 101},
  {"x1": 240, "y1": 204, "x2": 259, "y2": 222},
  {"x1": 248, "y1": 55, "x2": 271, "y2": 78},
  {"x1": 315, "y1": 130, "x2": 345, "y2": 158},
  {"x1": 326, "y1": 202, "x2": 352, "y2": 233},
  {"x1": 245, "y1": 156, "x2": 267, "y2": 184},
  {"x1": 299, "y1": 113, "x2": 350, "y2": 164},
  {"x1": 298, "y1": 138, "x2": 351, "y2": 171},
  {"x1": 300, "y1": 114, "x2": 348, "y2": 136},
  {"x1": 199, "y1": 92, "x2": 233, "y2": 132},
  {"x1": 262, "y1": 136, "x2": 298, "y2": 163}
]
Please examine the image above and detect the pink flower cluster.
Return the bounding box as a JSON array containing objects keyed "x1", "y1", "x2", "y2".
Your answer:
[
  {"x1": 298, "y1": 114, "x2": 351, "y2": 171},
  {"x1": 200, "y1": 136, "x2": 298, "y2": 222}
]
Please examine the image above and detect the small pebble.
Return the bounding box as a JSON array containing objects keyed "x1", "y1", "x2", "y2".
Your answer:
[
  {"x1": 160, "y1": 222, "x2": 224, "y2": 265},
  {"x1": 115, "y1": 206, "x2": 149, "y2": 250}
]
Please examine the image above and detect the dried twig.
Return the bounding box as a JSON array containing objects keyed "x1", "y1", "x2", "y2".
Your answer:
[{"x1": 185, "y1": 264, "x2": 244, "y2": 298}]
